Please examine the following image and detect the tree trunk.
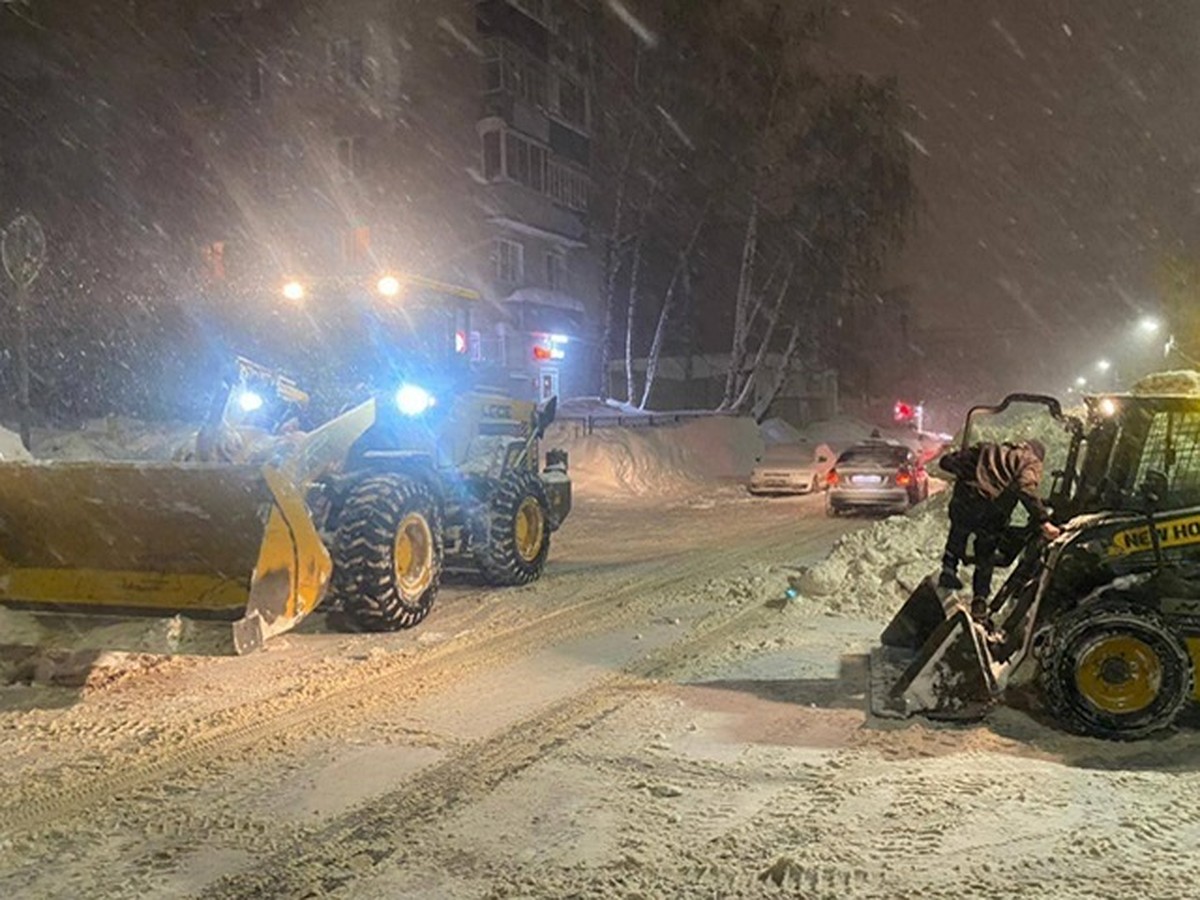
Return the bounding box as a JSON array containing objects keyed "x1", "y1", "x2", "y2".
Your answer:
[
  {"x1": 720, "y1": 199, "x2": 759, "y2": 409},
  {"x1": 623, "y1": 232, "x2": 644, "y2": 404},
  {"x1": 598, "y1": 136, "x2": 636, "y2": 398},
  {"x1": 752, "y1": 318, "x2": 802, "y2": 423},
  {"x1": 729, "y1": 264, "x2": 792, "y2": 413},
  {"x1": 639, "y1": 208, "x2": 708, "y2": 409}
]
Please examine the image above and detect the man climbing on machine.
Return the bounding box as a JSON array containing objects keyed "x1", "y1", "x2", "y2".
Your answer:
[{"x1": 937, "y1": 439, "x2": 1061, "y2": 621}]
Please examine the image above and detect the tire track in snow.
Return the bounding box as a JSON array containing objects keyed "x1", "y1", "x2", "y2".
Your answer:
[
  {"x1": 194, "y1": 525, "x2": 845, "y2": 899},
  {"x1": 0, "y1": 517, "x2": 844, "y2": 844}
]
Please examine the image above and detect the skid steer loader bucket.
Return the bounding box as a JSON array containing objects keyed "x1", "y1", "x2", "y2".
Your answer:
[
  {"x1": 0, "y1": 401, "x2": 377, "y2": 655},
  {"x1": 868, "y1": 576, "x2": 998, "y2": 720}
]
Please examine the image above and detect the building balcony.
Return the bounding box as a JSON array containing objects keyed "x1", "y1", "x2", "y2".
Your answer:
[{"x1": 476, "y1": 0, "x2": 548, "y2": 60}]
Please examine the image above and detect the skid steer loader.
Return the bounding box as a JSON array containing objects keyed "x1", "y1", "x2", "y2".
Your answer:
[
  {"x1": 870, "y1": 389, "x2": 1200, "y2": 740},
  {"x1": 0, "y1": 356, "x2": 572, "y2": 656}
]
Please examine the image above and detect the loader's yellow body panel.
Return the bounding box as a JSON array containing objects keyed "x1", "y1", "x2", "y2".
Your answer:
[{"x1": 0, "y1": 400, "x2": 377, "y2": 654}]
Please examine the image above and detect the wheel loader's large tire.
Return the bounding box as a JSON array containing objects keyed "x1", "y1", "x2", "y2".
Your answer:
[
  {"x1": 1039, "y1": 602, "x2": 1193, "y2": 741},
  {"x1": 331, "y1": 475, "x2": 443, "y2": 631},
  {"x1": 476, "y1": 470, "x2": 550, "y2": 587}
]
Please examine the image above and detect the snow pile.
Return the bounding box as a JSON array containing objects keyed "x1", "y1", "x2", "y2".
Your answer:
[
  {"x1": 797, "y1": 492, "x2": 950, "y2": 619},
  {"x1": 32, "y1": 418, "x2": 196, "y2": 461},
  {"x1": 0, "y1": 426, "x2": 31, "y2": 461},
  {"x1": 760, "y1": 417, "x2": 802, "y2": 446},
  {"x1": 1131, "y1": 369, "x2": 1200, "y2": 395},
  {"x1": 550, "y1": 416, "x2": 763, "y2": 497},
  {"x1": 796, "y1": 415, "x2": 877, "y2": 444}
]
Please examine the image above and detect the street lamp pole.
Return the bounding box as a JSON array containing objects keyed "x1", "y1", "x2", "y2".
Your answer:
[{"x1": 1165, "y1": 334, "x2": 1200, "y2": 368}]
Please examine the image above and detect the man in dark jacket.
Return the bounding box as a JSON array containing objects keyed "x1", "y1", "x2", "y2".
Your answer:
[{"x1": 938, "y1": 439, "x2": 1061, "y2": 619}]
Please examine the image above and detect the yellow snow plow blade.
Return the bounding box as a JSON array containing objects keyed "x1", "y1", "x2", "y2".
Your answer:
[
  {"x1": 0, "y1": 462, "x2": 326, "y2": 654},
  {"x1": 0, "y1": 401, "x2": 376, "y2": 655}
]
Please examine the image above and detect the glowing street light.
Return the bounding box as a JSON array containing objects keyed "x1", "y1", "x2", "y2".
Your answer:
[
  {"x1": 1137, "y1": 316, "x2": 1161, "y2": 336},
  {"x1": 282, "y1": 280, "x2": 306, "y2": 302},
  {"x1": 377, "y1": 274, "x2": 402, "y2": 298},
  {"x1": 1074, "y1": 376, "x2": 1087, "y2": 388},
  {"x1": 1096, "y1": 359, "x2": 1112, "y2": 373}
]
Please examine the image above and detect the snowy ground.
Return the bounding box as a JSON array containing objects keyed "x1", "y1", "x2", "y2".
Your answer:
[{"x1": 1, "y1": 417, "x2": 1199, "y2": 897}]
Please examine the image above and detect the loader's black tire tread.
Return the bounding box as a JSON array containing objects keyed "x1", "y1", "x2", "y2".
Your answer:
[
  {"x1": 476, "y1": 470, "x2": 551, "y2": 587},
  {"x1": 1039, "y1": 601, "x2": 1192, "y2": 741},
  {"x1": 331, "y1": 475, "x2": 442, "y2": 632}
]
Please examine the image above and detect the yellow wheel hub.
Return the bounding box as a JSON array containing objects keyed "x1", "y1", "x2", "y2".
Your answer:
[
  {"x1": 1074, "y1": 634, "x2": 1163, "y2": 715},
  {"x1": 393, "y1": 512, "x2": 434, "y2": 599},
  {"x1": 514, "y1": 497, "x2": 545, "y2": 564}
]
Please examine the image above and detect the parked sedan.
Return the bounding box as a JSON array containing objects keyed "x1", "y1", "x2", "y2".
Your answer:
[
  {"x1": 748, "y1": 443, "x2": 836, "y2": 495},
  {"x1": 825, "y1": 441, "x2": 929, "y2": 516}
]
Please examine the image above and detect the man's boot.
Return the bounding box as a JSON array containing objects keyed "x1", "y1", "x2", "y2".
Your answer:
[{"x1": 938, "y1": 567, "x2": 963, "y2": 591}]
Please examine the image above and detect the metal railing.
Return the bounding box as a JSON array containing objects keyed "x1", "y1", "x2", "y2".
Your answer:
[{"x1": 553, "y1": 409, "x2": 733, "y2": 437}]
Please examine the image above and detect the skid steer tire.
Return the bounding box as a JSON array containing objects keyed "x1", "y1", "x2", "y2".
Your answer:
[
  {"x1": 476, "y1": 470, "x2": 550, "y2": 587},
  {"x1": 1040, "y1": 602, "x2": 1193, "y2": 741},
  {"x1": 331, "y1": 475, "x2": 443, "y2": 631}
]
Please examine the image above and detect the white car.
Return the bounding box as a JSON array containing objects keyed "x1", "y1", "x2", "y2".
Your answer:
[{"x1": 748, "y1": 443, "x2": 836, "y2": 495}]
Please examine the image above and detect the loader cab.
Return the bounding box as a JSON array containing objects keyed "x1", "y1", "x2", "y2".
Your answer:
[
  {"x1": 1074, "y1": 395, "x2": 1200, "y2": 514},
  {"x1": 959, "y1": 393, "x2": 1084, "y2": 520}
]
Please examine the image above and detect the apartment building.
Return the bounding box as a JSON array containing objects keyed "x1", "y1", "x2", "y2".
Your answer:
[
  {"x1": 190, "y1": 0, "x2": 599, "y2": 402},
  {"x1": 0, "y1": 0, "x2": 599, "y2": 412}
]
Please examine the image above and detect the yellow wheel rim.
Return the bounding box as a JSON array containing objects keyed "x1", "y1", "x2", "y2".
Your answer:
[
  {"x1": 393, "y1": 512, "x2": 434, "y2": 598},
  {"x1": 1074, "y1": 634, "x2": 1163, "y2": 714},
  {"x1": 514, "y1": 497, "x2": 545, "y2": 564}
]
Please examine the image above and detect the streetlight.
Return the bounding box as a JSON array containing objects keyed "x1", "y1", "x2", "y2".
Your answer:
[
  {"x1": 1074, "y1": 376, "x2": 1087, "y2": 388},
  {"x1": 1096, "y1": 359, "x2": 1112, "y2": 373},
  {"x1": 1137, "y1": 316, "x2": 1161, "y2": 336},
  {"x1": 282, "y1": 280, "x2": 305, "y2": 301},
  {"x1": 377, "y1": 274, "x2": 402, "y2": 297}
]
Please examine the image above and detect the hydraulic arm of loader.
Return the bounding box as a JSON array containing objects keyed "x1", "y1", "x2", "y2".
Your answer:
[{"x1": 0, "y1": 401, "x2": 377, "y2": 655}]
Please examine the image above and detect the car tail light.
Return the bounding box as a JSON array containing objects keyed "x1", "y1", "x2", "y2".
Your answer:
[
  {"x1": 896, "y1": 471, "x2": 912, "y2": 486},
  {"x1": 826, "y1": 470, "x2": 839, "y2": 486}
]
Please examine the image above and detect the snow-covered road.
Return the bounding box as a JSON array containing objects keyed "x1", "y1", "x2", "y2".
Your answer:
[{"x1": 4, "y1": 487, "x2": 1200, "y2": 899}]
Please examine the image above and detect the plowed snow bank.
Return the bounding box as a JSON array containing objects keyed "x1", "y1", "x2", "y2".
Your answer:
[
  {"x1": 1132, "y1": 369, "x2": 1200, "y2": 395},
  {"x1": 33, "y1": 418, "x2": 195, "y2": 461},
  {"x1": 797, "y1": 493, "x2": 950, "y2": 619},
  {"x1": 549, "y1": 416, "x2": 763, "y2": 497},
  {"x1": 0, "y1": 426, "x2": 30, "y2": 461}
]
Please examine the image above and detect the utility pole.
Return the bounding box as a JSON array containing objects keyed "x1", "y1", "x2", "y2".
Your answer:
[{"x1": 2, "y1": 213, "x2": 47, "y2": 451}]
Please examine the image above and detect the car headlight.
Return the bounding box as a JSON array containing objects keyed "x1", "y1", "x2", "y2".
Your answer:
[
  {"x1": 395, "y1": 383, "x2": 436, "y2": 416},
  {"x1": 236, "y1": 390, "x2": 265, "y2": 413}
]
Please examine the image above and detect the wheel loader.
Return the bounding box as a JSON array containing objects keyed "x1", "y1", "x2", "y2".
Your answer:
[
  {"x1": 0, "y1": 303, "x2": 572, "y2": 656},
  {"x1": 871, "y1": 389, "x2": 1200, "y2": 740}
]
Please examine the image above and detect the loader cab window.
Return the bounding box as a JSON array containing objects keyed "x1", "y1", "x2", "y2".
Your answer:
[{"x1": 1132, "y1": 410, "x2": 1200, "y2": 507}]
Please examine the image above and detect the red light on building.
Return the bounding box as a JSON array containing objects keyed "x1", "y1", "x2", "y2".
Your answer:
[
  {"x1": 455, "y1": 330, "x2": 467, "y2": 354},
  {"x1": 533, "y1": 344, "x2": 565, "y2": 362}
]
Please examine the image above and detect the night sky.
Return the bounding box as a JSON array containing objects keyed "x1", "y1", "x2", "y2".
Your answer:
[{"x1": 824, "y1": 1, "x2": 1200, "y2": 404}]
